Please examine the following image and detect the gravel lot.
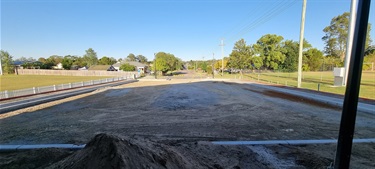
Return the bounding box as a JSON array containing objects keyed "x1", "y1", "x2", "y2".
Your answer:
[{"x1": 1, "y1": 79, "x2": 374, "y2": 168}]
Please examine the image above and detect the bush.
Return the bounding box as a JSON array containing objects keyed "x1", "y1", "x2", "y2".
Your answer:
[{"x1": 120, "y1": 63, "x2": 136, "y2": 71}]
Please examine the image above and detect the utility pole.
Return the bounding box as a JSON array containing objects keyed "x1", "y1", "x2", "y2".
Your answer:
[
  {"x1": 220, "y1": 39, "x2": 225, "y2": 76},
  {"x1": 343, "y1": 0, "x2": 357, "y2": 86},
  {"x1": 297, "y1": 0, "x2": 307, "y2": 88}
]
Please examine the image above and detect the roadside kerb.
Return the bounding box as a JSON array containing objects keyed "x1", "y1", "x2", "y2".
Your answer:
[
  {"x1": 246, "y1": 83, "x2": 375, "y2": 115},
  {"x1": 212, "y1": 138, "x2": 375, "y2": 145}
]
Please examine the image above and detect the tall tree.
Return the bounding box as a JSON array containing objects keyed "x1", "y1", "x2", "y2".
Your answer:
[
  {"x1": 47, "y1": 55, "x2": 63, "y2": 65},
  {"x1": 155, "y1": 52, "x2": 181, "y2": 75},
  {"x1": 83, "y1": 48, "x2": 98, "y2": 67},
  {"x1": 98, "y1": 56, "x2": 116, "y2": 65},
  {"x1": 228, "y1": 39, "x2": 252, "y2": 75},
  {"x1": 126, "y1": 53, "x2": 137, "y2": 61},
  {"x1": 322, "y1": 12, "x2": 372, "y2": 60},
  {"x1": 303, "y1": 48, "x2": 324, "y2": 71},
  {"x1": 253, "y1": 34, "x2": 286, "y2": 70},
  {"x1": 136, "y1": 55, "x2": 148, "y2": 63},
  {"x1": 280, "y1": 39, "x2": 311, "y2": 72},
  {"x1": 280, "y1": 40, "x2": 299, "y2": 72},
  {"x1": 0, "y1": 50, "x2": 14, "y2": 74},
  {"x1": 62, "y1": 55, "x2": 76, "y2": 70}
]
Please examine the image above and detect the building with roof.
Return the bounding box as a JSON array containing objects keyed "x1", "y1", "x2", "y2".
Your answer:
[
  {"x1": 113, "y1": 61, "x2": 148, "y2": 73},
  {"x1": 88, "y1": 65, "x2": 117, "y2": 71}
]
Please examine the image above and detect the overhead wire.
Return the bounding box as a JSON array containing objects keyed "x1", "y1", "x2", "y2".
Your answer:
[{"x1": 227, "y1": 0, "x2": 299, "y2": 42}]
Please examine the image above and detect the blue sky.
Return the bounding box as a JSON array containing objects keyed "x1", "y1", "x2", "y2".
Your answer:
[{"x1": 1, "y1": 0, "x2": 375, "y2": 61}]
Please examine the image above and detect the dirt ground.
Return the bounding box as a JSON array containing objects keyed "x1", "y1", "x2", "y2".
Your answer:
[{"x1": 0, "y1": 79, "x2": 374, "y2": 168}]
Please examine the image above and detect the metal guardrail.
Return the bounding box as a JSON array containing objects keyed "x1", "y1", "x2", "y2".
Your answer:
[{"x1": 0, "y1": 76, "x2": 136, "y2": 99}]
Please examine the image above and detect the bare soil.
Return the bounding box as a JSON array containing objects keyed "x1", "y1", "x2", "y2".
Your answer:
[{"x1": 1, "y1": 79, "x2": 374, "y2": 168}]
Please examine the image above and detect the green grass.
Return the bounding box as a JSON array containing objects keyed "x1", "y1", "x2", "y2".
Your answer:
[
  {"x1": 215, "y1": 71, "x2": 375, "y2": 99},
  {"x1": 0, "y1": 75, "x2": 112, "y2": 91}
]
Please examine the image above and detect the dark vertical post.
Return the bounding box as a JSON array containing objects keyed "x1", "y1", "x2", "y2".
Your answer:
[{"x1": 334, "y1": 0, "x2": 371, "y2": 168}]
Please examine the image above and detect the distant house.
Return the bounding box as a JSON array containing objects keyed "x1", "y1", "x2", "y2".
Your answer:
[
  {"x1": 88, "y1": 65, "x2": 117, "y2": 71},
  {"x1": 13, "y1": 61, "x2": 42, "y2": 69},
  {"x1": 13, "y1": 61, "x2": 25, "y2": 69},
  {"x1": 53, "y1": 63, "x2": 63, "y2": 70},
  {"x1": 113, "y1": 61, "x2": 148, "y2": 73},
  {"x1": 77, "y1": 66, "x2": 88, "y2": 70}
]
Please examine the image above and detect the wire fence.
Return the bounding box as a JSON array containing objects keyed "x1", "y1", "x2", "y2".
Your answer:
[{"x1": 0, "y1": 76, "x2": 135, "y2": 99}]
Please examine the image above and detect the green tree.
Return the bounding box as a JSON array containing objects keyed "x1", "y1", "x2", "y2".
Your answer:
[
  {"x1": 280, "y1": 39, "x2": 312, "y2": 72},
  {"x1": 136, "y1": 55, "x2": 148, "y2": 63},
  {"x1": 228, "y1": 39, "x2": 252, "y2": 75},
  {"x1": 363, "y1": 46, "x2": 375, "y2": 70},
  {"x1": 280, "y1": 40, "x2": 299, "y2": 72},
  {"x1": 252, "y1": 56, "x2": 263, "y2": 70},
  {"x1": 15, "y1": 57, "x2": 35, "y2": 62},
  {"x1": 48, "y1": 55, "x2": 63, "y2": 65},
  {"x1": 0, "y1": 50, "x2": 14, "y2": 74},
  {"x1": 253, "y1": 34, "x2": 286, "y2": 70},
  {"x1": 73, "y1": 57, "x2": 87, "y2": 68},
  {"x1": 303, "y1": 48, "x2": 324, "y2": 71},
  {"x1": 120, "y1": 63, "x2": 136, "y2": 71},
  {"x1": 126, "y1": 53, "x2": 137, "y2": 61},
  {"x1": 98, "y1": 56, "x2": 116, "y2": 65},
  {"x1": 322, "y1": 12, "x2": 372, "y2": 60},
  {"x1": 155, "y1": 52, "x2": 181, "y2": 75},
  {"x1": 83, "y1": 48, "x2": 98, "y2": 67},
  {"x1": 214, "y1": 57, "x2": 229, "y2": 71},
  {"x1": 62, "y1": 55, "x2": 75, "y2": 70}
]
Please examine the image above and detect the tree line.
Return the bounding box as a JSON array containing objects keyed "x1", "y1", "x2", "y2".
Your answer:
[
  {"x1": 192, "y1": 12, "x2": 374, "y2": 74},
  {"x1": 0, "y1": 48, "x2": 150, "y2": 74}
]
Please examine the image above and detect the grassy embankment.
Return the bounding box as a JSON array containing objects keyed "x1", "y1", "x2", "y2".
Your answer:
[
  {"x1": 0, "y1": 75, "x2": 112, "y2": 91},
  {"x1": 214, "y1": 71, "x2": 374, "y2": 99}
]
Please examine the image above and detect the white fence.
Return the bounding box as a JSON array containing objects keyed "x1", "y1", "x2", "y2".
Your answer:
[
  {"x1": 15, "y1": 69, "x2": 138, "y2": 76},
  {"x1": 0, "y1": 76, "x2": 133, "y2": 99}
]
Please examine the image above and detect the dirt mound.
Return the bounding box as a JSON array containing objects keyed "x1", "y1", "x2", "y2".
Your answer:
[{"x1": 46, "y1": 133, "x2": 196, "y2": 169}]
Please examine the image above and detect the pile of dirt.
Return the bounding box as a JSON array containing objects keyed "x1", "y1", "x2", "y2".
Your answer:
[{"x1": 46, "y1": 133, "x2": 198, "y2": 169}]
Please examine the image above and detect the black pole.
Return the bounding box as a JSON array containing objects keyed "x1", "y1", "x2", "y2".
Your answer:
[{"x1": 334, "y1": 0, "x2": 371, "y2": 168}]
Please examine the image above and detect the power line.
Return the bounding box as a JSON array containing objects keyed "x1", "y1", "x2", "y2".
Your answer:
[{"x1": 226, "y1": 0, "x2": 299, "y2": 42}]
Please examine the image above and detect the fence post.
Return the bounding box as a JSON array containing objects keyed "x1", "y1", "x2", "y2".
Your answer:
[
  {"x1": 318, "y1": 83, "x2": 320, "y2": 91},
  {"x1": 81, "y1": 82, "x2": 84, "y2": 87},
  {"x1": 91, "y1": 80, "x2": 94, "y2": 85},
  {"x1": 54, "y1": 85, "x2": 56, "y2": 91},
  {"x1": 69, "y1": 83, "x2": 72, "y2": 88},
  {"x1": 33, "y1": 87, "x2": 36, "y2": 94},
  {"x1": 5, "y1": 90, "x2": 9, "y2": 98}
]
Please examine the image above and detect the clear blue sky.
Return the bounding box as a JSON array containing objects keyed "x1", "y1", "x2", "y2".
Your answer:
[{"x1": 1, "y1": 0, "x2": 375, "y2": 61}]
